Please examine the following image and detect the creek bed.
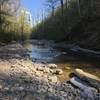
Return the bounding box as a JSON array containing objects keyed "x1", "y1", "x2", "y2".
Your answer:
[{"x1": 23, "y1": 40, "x2": 100, "y2": 82}]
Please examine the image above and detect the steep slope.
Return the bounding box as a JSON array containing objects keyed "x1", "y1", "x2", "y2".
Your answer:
[{"x1": 31, "y1": 0, "x2": 100, "y2": 49}]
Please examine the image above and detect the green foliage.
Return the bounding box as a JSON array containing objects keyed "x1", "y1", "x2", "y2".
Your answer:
[
  {"x1": 0, "y1": 0, "x2": 32, "y2": 43},
  {"x1": 0, "y1": 32, "x2": 19, "y2": 43}
]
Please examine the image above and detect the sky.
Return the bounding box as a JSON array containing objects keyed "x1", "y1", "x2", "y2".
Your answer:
[{"x1": 22, "y1": 0, "x2": 46, "y2": 25}]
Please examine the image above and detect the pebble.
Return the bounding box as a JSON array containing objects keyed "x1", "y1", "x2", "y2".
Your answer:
[
  {"x1": 4, "y1": 87, "x2": 9, "y2": 90},
  {"x1": 44, "y1": 67, "x2": 50, "y2": 73},
  {"x1": 48, "y1": 75, "x2": 58, "y2": 83},
  {"x1": 48, "y1": 64, "x2": 58, "y2": 69},
  {"x1": 19, "y1": 86, "x2": 24, "y2": 91},
  {"x1": 65, "y1": 67, "x2": 71, "y2": 70},
  {"x1": 55, "y1": 69, "x2": 63, "y2": 75},
  {"x1": 14, "y1": 97, "x2": 18, "y2": 100}
]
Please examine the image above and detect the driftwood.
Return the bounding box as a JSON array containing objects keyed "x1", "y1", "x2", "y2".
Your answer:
[
  {"x1": 70, "y1": 77, "x2": 96, "y2": 90},
  {"x1": 70, "y1": 45, "x2": 100, "y2": 58},
  {"x1": 70, "y1": 77, "x2": 97, "y2": 100},
  {"x1": 74, "y1": 69, "x2": 100, "y2": 89}
]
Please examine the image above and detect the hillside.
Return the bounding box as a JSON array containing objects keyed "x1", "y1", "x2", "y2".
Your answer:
[{"x1": 31, "y1": 0, "x2": 100, "y2": 49}]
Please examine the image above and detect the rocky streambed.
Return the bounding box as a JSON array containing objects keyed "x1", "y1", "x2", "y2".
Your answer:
[{"x1": 0, "y1": 43, "x2": 99, "y2": 100}]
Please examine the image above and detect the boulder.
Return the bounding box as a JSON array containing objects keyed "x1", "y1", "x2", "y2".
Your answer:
[{"x1": 74, "y1": 69, "x2": 100, "y2": 89}]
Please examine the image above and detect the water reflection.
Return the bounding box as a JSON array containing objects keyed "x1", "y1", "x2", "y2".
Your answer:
[{"x1": 23, "y1": 40, "x2": 63, "y2": 62}]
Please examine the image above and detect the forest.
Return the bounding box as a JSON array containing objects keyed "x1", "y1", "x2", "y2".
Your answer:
[
  {"x1": 0, "y1": 0, "x2": 31, "y2": 43},
  {"x1": 32, "y1": 0, "x2": 100, "y2": 49},
  {"x1": 0, "y1": 0, "x2": 100, "y2": 49},
  {"x1": 0, "y1": 0, "x2": 100, "y2": 100}
]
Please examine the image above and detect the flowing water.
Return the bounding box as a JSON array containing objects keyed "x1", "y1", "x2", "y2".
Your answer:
[{"x1": 23, "y1": 40, "x2": 100, "y2": 82}]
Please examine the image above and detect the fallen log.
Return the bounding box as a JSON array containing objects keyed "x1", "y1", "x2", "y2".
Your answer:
[
  {"x1": 70, "y1": 77, "x2": 97, "y2": 100},
  {"x1": 71, "y1": 46, "x2": 100, "y2": 54},
  {"x1": 74, "y1": 69, "x2": 100, "y2": 89}
]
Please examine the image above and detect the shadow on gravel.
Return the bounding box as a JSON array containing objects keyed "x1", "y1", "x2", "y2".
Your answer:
[{"x1": 0, "y1": 72, "x2": 82, "y2": 100}]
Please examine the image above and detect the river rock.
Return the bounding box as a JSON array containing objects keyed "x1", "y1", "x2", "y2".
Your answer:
[
  {"x1": 36, "y1": 66, "x2": 44, "y2": 71},
  {"x1": 43, "y1": 67, "x2": 50, "y2": 73},
  {"x1": 81, "y1": 88, "x2": 97, "y2": 100},
  {"x1": 74, "y1": 69, "x2": 100, "y2": 89},
  {"x1": 70, "y1": 77, "x2": 96, "y2": 91},
  {"x1": 48, "y1": 64, "x2": 57, "y2": 69},
  {"x1": 18, "y1": 86, "x2": 24, "y2": 91},
  {"x1": 48, "y1": 75, "x2": 58, "y2": 83},
  {"x1": 65, "y1": 67, "x2": 71, "y2": 70},
  {"x1": 13, "y1": 98, "x2": 18, "y2": 100},
  {"x1": 54, "y1": 69, "x2": 63, "y2": 75}
]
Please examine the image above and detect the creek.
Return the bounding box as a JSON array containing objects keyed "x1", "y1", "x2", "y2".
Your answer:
[{"x1": 23, "y1": 40, "x2": 100, "y2": 81}]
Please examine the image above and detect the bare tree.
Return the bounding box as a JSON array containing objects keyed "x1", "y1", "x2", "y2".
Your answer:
[
  {"x1": 65, "y1": 0, "x2": 69, "y2": 9},
  {"x1": 8, "y1": 0, "x2": 21, "y2": 12},
  {"x1": 77, "y1": 0, "x2": 81, "y2": 17},
  {"x1": 90, "y1": 0, "x2": 94, "y2": 15},
  {"x1": 60, "y1": 0, "x2": 64, "y2": 16},
  {"x1": 0, "y1": 0, "x2": 21, "y2": 31},
  {"x1": 46, "y1": 0, "x2": 58, "y2": 16}
]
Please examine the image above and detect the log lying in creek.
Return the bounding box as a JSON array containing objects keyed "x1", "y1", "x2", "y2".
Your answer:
[
  {"x1": 55, "y1": 43, "x2": 100, "y2": 58},
  {"x1": 70, "y1": 76, "x2": 95, "y2": 90},
  {"x1": 70, "y1": 77, "x2": 97, "y2": 100},
  {"x1": 73, "y1": 69, "x2": 100, "y2": 89},
  {"x1": 71, "y1": 46, "x2": 100, "y2": 54}
]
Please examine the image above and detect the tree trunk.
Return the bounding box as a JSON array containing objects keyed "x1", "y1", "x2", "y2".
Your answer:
[
  {"x1": 77, "y1": 0, "x2": 81, "y2": 18},
  {"x1": 90, "y1": 0, "x2": 94, "y2": 15},
  {"x1": 60, "y1": 0, "x2": 64, "y2": 17},
  {"x1": 66, "y1": 0, "x2": 68, "y2": 9},
  {"x1": 52, "y1": 6, "x2": 55, "y2": 16}
]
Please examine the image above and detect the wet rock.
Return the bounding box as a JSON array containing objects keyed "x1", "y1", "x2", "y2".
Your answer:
[{"x1": 48, "y1": 75, "x2": 58, "y2": 83}]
